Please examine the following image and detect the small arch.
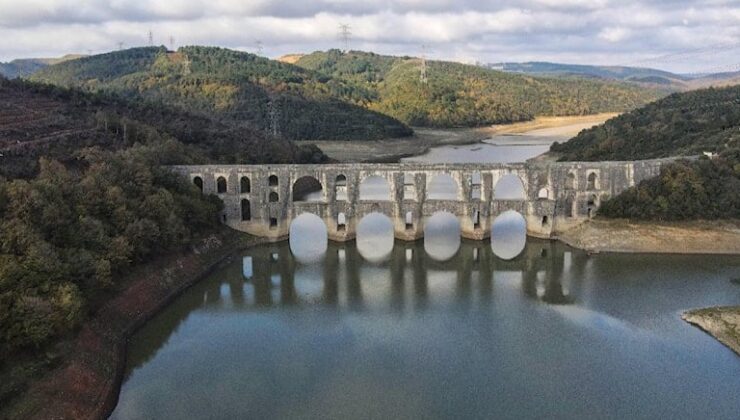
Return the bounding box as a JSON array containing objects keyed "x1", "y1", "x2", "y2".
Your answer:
[
  {"x1": 241, "y1": 199, "x2": 251, "y2": 221},
  {"x1": 403, "y1": 173, "x2": 416, "y2": 201},
  {"x1": 335, "y1": 175, "x2": 347, "y2": 201},
  {"x1": 566, "y1": 173, "x2": 576, "y2": 190},
  {"x1": 405, "y1": 211, "x2": 413, "y2": 230},
  {"x1": 537, "y1": 187, "x2": 549, "y2": 200},
  {"x1": 471, "y1": 171, "x2": 482, "y2": 200},
  {"x1": 193, "y1": 176, "x2": 203, "y2": 192},
  {"x1": 494, "y1": 174, "x2": 526, "y2": 200},
  {"x1": 472, "y1": 209, "x2": 481, "y2": 230},
  {"x1": 269, "y1": 191, "x2": 279, "y2": 202},
  {"x1": 337, "y1": 212, "x2": 346, "y2": 231},
  {"x1": 240, "y1": 176, "x2": 251, "y2": 193},
  {"x1": 541, "y1": 215, "x2": 549, "y2": 227},
  {"x1": 587, "y1": 172, "x2": 597, "y2": 190},
  {"x1": 427, "y1": 174, "x2": 458, "y2": 200},
  {"x1": 269, "y1": 217, "x2": 278, "y2": 229},
  {"x1": 216, "y1": 176, "x2": 227, "y2": 194},
  {"x1": 269, "y1": 175, "x2": 279, "y2": 187},
  {"x1": 359, "y1": 175, "x2": 391, "y2": 201},
  {"x1": 292, "y1": 176, "x2": 323, "y2": 202}
]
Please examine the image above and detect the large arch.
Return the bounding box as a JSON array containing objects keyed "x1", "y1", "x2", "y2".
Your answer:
[
  {"x1": 359, "y1": 175, "x2": 391, "y2": 201},
  {"x1": 289, "y1": 213, "x2": 328, "y2": 264},
  {"x1": 240, "y1": 176, "x2": 251, "y2": 193},
  {"x1": 424, "y1": 211, "x2": 461, "y2": 261},
  {"x1": 356, "y1": 212, "x2": 394, "y2": 262},
  {"x1": 427, "y1": 174, "x2": 459, "y2": 200},
  {"x1": 193, "y1": 176, "x2": 203, "y2": 192},
  {"x1": 493, "y1": 174, "x2": 526, "y2": 200},
  {"x1": 491, "y1": 210, "x2": 526, "y2": 260},
  {"x1": 292, "y1": 176, "x2": 323, "y2": 202}
]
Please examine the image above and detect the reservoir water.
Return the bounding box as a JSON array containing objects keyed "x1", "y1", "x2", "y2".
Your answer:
[{"x1": 110, "y1": 123, "x2": 740, "y2": 419}]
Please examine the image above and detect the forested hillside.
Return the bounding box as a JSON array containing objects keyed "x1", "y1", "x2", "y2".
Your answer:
[
  {"x1": 295, "y1": 50, "x2": 664, "y2": 127},
  {"x1": 0, "y1": 77, "x2": 326, "y2": 358},
  {"x1": 30, "y1": 47, "x2": 412, "y2": 140},
  {"x1": 551, "y1": 85, "x2": 740, "y2": 161},
  {"x1": 552, "y1": 85, "x2": 740, "y2": 220},
  {"x1": 0, "y1": 77, "x2": 325, "y2": 179}
]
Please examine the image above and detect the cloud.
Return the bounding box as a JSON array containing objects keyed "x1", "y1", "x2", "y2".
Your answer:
[{"x1": 0, "y1": 0, "x2": 738, "y2": 73}]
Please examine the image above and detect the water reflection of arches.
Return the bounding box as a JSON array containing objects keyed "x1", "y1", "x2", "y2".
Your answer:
[
  {"x1": 356, "y1": 212, "x2": 394, "y2": 262},
  {"x1": 424, "y1": 211, "x2": 461, "y2": 261},
  {"x1": 427, "y1": 174, "x2": 458, "y2": 200},
  {"x1": 359, "y1": 175, "x2": 391, "y2": 201},
  {"x1": 494, "y1": 174, "x2": 526, "y2": 200},
  {"x1": 289, "y1": 213, "x2": 328, "y2": 264},
  {"x1": 292, "y1": 176, "x2": 323, "y2": 202},
  {"x1": 491, "y1": 210, "x2": 527, "y2": 260}
]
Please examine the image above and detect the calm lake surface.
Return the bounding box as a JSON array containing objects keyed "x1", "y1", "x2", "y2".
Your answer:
[{"x1": 111, "y1": 125, "x2": 740, "y2": 419}]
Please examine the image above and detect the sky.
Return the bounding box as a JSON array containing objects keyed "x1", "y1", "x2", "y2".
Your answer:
[{"x1": 1, "y1": 0, "x2": 739, "y2": 73}]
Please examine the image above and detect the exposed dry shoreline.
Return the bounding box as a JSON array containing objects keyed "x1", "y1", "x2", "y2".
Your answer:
[
  {"x1": 557, "y1": 219, "x2": 740, "y2": 255},
  {"x1": 306, "y1": 113, "x2": 617, "y2": 163},
  {"x1": 682, "y1": 307, "x2": 740, "y2": 356},
  {"x1": 1, "y1": 229, "x2": 269, "y2": 420}
]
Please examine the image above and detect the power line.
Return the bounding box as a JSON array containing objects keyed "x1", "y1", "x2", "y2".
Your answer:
[{"x1": 338, "y1": 23, "x2": 351, "y2": 53}]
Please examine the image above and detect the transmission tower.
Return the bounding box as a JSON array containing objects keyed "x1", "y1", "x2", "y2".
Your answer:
[
  {"x1": 169, "y1": 35, "x2": 175, "y2": 50},
  {"x1": 148, "y1": 30, "x2": 153, "y2": 46},
  {"x1": 338, "y1": 23, "x2": 352, "y2": 52},
  {"x1": 256, "y1": 40, "x2": 264, "y2": 56},
  {"x1": 117, "y1": 41, "x2": 124, "y2": 50},
  {"x1": 420, "y1": 44, "x2": 429, "y2": 84},
  {"x1": 267, "y1": 98, "x2": 281, "y2": 137}
]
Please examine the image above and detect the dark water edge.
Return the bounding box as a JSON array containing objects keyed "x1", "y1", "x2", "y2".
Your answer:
[{"x1": 110, "y1": 239, "x2": 740, "y2": 420}]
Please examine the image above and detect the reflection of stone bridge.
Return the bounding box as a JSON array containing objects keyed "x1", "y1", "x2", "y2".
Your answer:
[{"x1": 170, "y1": 159, "x2": 669, "y2": 241}]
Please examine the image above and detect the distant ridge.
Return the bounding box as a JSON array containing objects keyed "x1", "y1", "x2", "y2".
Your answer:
[{"x1": 0, "y1": 54, "x2": 85, "y2": 78}]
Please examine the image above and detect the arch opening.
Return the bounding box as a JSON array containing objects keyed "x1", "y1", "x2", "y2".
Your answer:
[
  {"x1": 538, "y1": 187, "x2": 549, "y2": 200},
  {"x1": 491, "y1": 210, "x2": 526, "y2": 260},
  {"x1": 216, "y1": 176, "x2": 227, "y2": 194},
  {"x1": 292, "y1": 176, "x2": 323, "y2": 202},
  {"x1": 427, "y1": 174, "x2": 458, "y2": 200},
  {"x1": 241, "y1": 199, "x2": 251, "y2": 221},
  {"x1": 403, "y1": 173, "x2": 416, "y2": 201},
  {"x1": 424, "y1": 211, "x2": 461, "y2": 262},
  {"x1": 541, "y1": 215, "x2": 549, "y2": 227},
  {"x1": 359, "y1": 175, "x2": 391, "y2": 201},
  {"x1": 268, "y1": 175, "x2": 279, "y2": 187},
  {"x1": 289, "y1": 213, "x2": 328, "y2": 264},
  {"x1": 472, "y1": 209, "x2": 481, "y2": 230},
  {"x1": 193, "y1": 176, "x2": 203, "y2": 192},
  {"x1": 494, "y1": 174, "x2": 526, "y2": 200},
  {"x1": 566, "y1": 173, "x2": 576, "y2": 190},
  {"x1": 356, "y1": 212, "x2": 394, "y2": 263},
  {"x1": 269, "y1": 191, "x2": 279, "y2": 203},
  {"x1": 471, "y1": 171, "x2": 482, "y2": 200},
  {"x1": 335, "y1": 175, "x2": 347, "y2": 201},
  {"x1": 587, "y1": 172, "x2": 597, "y2": 190},
  {"x1": 405, "y1": 211, "x2": 413, "y2": 230},
  {"x1": 337, "y1": 212, "x2": 346, "y2": 232},
  {"x1": 240, "y1": 176, "x2": 251, "y2": 194}
]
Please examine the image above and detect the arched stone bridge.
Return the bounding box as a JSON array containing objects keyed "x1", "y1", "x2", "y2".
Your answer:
[{"x1": 170, "y1": 159, "x2": 669, "y2": 242}]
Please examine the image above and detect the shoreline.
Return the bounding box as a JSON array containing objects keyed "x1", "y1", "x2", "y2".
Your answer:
[
  {"x1": 306, "y1": 113, "x2": 617, "y2": 163},
  {"x1": 682, "y1": 307, "x2": 740, "y2": 356},
  {"x1": 3, "y1": 218, "x2": 739, "y2": 418}
]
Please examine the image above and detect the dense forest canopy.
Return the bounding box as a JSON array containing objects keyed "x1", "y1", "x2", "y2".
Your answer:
[
  {"x1": 30, "y1": 47, "x2": 412, "y2": 141},
  {"x1": 295, "y1": 50, "x2": 665, "y2": 127},
  {"x1": 551, "y1": 85, "x2": 740, "y2": 220},
  {"x1": 0, "y1": 77, "x2": 326, "y2": 179}
]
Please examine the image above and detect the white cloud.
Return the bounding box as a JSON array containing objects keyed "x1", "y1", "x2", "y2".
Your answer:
[{"x1": 0, "y1": 0, "x2": 738, "y2": 73}]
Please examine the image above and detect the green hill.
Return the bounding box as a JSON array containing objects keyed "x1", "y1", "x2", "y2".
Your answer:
[
  {"x1": 551, "y1": 85, "x2": 740, "y2": 161},
  {"x1": 0, "y1": 77, "x2": 325, "y2": 179},
  {"x1": 29, "y1": 47, "x2": 412, "y2": 141},
  {"x1": 294, "y1": 50, "x2": 665, "y2": 127},
  {"x1": 551, "y1": 85, "x2": 740, "y2": 220},
  {"x1": 0, "y1": 55, "x2": 84, "y2": 79}
]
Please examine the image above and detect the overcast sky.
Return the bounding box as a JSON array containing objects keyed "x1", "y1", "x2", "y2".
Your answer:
[{"x1": 1, "y1": 0, "x2": 739, "y2": 73}]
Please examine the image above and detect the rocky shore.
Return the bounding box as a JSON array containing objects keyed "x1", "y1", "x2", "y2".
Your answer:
[{"x1": 682, "y1": 307, "x2": 740, "y2": 356}]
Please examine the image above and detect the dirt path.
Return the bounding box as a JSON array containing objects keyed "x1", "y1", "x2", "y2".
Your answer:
[
  {"x1": 306, "y1": 113, "x2": 617, "y2": 163},
  {"x1": 558, "y1": 219, "x2": 740, "y2": 254}
]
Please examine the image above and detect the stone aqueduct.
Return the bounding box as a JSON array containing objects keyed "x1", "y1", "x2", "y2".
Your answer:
[{"x1": 170, "y1": 160, "x2": 668, "y2": 242}]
